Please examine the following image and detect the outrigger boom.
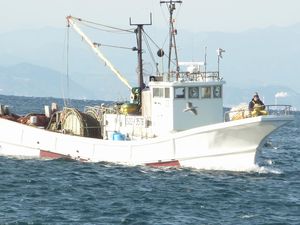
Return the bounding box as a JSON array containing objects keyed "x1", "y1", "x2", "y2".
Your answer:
[{"x1": 66, "y1": 16, "x2": 132, "y2": 90}]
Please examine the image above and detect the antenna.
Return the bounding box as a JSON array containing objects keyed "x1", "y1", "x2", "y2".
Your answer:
[
  {"x1": 130, "y1": 14, "x2": 152, "y2": 91},
  {"x1": 217, "y1": 48, "x2": 225, "y2": 79},
  {"x1": 204, "y1": 46, "x2": 207, "y2": 76},
  {"x1": 160, "y1": 0, "x2": 182, "y2": 80}
]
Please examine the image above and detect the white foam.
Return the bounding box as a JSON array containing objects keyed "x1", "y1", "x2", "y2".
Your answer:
[{"x1": 247, "y1": 165, "x2": 282, "y2": 174}]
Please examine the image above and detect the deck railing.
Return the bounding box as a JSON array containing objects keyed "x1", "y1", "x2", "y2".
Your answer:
[
  {"x1": 264, "y1": 104, "x2": 292, "y2": 116},
  {"x1": 157, "y1": 71, "x2": 221, "y2": 82},
  {"x1": 178, "y1": 71, "x2": 220, "y2": 82},
  {"x1": 224, "y1": 104, "x2": 292, "y2": 122}
]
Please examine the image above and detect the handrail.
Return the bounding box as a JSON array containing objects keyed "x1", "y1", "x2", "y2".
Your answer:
[
  {"x1": 159, "y1": 71, "x2": 221, "y2": 82},
  {"x1": 264, "y1": 104, "x2": 292, "y2": 116},
  {"x1": 224, "y1": 104, "x2": 292, "y2": 122}
]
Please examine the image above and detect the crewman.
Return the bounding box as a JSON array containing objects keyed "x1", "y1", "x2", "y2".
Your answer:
[{"x1": 248, "y1": 92, "x2": 268, "y2": 117}]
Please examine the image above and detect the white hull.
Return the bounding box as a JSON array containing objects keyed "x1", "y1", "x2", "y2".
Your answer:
[{"x1": 0, "y1": 115, "x2": 293, "y2": 171}]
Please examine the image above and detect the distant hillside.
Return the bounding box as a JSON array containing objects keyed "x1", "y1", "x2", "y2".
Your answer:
[
  {"x1": 0, "y1": 63, "x2": 96, "y2": 99},
  {"x1": 0, "y1": 62, "x2": 299, "y2": 109},
  {"x1": 0, "y1": 25, "x2": 299, "y2": 107},
  {"x1": 0, "y1": 24, "x2": 300, "y2": 91}
]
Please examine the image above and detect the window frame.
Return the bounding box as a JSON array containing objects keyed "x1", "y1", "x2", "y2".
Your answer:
[
  {"x1": 174, "y1": 87, "x2": 186, "y2": 99},
  {"x1": 213, "y1": 85, "x2": 222, "y2": 98},
  {"x1": 188, "y1": 86, "x2": 199, "y2": 99},
  {"x1": 201, "y1": 86, "x2": 212, "y2": 99}
]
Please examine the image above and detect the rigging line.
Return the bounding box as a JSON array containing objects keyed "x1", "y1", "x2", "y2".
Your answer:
[
  {"x1": 143, "y1": 31, "x2": 161, "y2": 50},
  {"x1": 72, "y1": 16, "x2": 135, "y2": 33},
  {"x1": 162, "y1": 33, "x2": 168, "y2": 48},
  {"x1": 142, "y1": 32, "x2": 157, "y2": 67},
  {"x1": 80, "y1": 21, "x2": 135, "y2": 34},
  {"x1": 174, "y1": 2, "x2": 182, "y2": 22},
  {"x1": 67, "y1": 17, "x2": 132, "y2": 90},
  {"x1": 158, "y1": 4, "x2": 174, "y2": 49},
  {"x1": 145, "y1": 35, "x2": 176, "y2": 69},
  {"x1": 159, "y1": 3, "x2": 170, "y2": 27},
  {"x1": 65, "y1": 25, "x2": 71, "y2": 107},
  {"x1": 161, "y1": 2, "x2": 180, "y2": 72},
  {"x1": 142, "y1": 29, "x2": 168, "y2": 72},
  {"x1": 164, "y1": 53, "x2": 177, "y2": 67},
  {"x1": 93, "y1": 42, "x2": 134, "y2": 50},
  {"x1": 61, "y1": 27, "x2": 67, "y2": 106}
]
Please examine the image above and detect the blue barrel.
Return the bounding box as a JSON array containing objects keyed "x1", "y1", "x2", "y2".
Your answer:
[{"x1": 113, "y1": 132, "x2": 125, "y2": 141}]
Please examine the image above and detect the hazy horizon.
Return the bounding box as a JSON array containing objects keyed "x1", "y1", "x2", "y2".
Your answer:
[{"x1": 1, "y1": 0, "x2": 300, "y2": 33}]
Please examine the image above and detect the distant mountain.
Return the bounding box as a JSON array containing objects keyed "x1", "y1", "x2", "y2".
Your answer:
[
  {"x1": 0, "y1": 63, "x2": 96, "y2": 99},
  {"x1": 1, "y1": 24, "x2": 300, "y2": 90},
  {"x1": 0, "y1": 24, "x2": 299, "y2": 106},
  {"x1": 0, "y1": 27, "x2": 136, "y2": 100},
  {"x1": 0, "y1": 26, "x2": 137, "y2": 76},
  {"x1": 0, "y1": 62, "x2": 298, "y2": 110}
]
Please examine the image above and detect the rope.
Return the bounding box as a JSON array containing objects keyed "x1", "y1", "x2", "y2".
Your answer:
[
  {"x1": 61, "y1": 26, "x2": 71, "y2": 107},
  {"x1": 142, "y1": 32, "x2": 157, "y2": 70},
  {"x1": 65, "y1": 26, "x2": 70, "y2": 106},
  {"x1": 80, "y1": 21, "x2": 135, "y2": 34},
  {"x1": 143, "y1": 31, "x2": 161, "y2": 50},
  {"x1": 160, "y1": 3, "x2": 170, "y2": 27},
  {"x1": 93, "y1": 42, "x2": 134, "y2": 50},
  {"x1": 72, "y1": 16, "x2": 135, "y2": 33}
]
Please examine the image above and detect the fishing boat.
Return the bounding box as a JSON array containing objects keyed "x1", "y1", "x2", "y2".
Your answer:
[{"x1": 0, "y1": 1, "x2": 294, "y2": 170}]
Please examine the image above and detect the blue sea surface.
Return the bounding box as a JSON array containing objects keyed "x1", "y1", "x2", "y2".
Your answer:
[{"x1": 0, "y1": 95, "x2": 299, "y2": 225}]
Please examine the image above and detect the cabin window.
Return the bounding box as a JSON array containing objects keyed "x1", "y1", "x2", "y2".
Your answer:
[
  {"x1": 153, "y1": 87, "x2": 170, "y2": 98},
  {"x1": 153, "y1": 88, "x2": 159, "y2": 97},
  {"x1": 165, "y1": 88, "x2": 170, "y2": 98},
  {"x1": 188, "y1": 87, "x2": 199, "y2": 98},
  {"x1": 201, "y1": 86, "x2": 211, "y2": 98},
  {"x1": 153, "y1": 88, "x2": 162, "y2": 98},
  {"x1": 213, "y1": 86, "x2": 222, "y2": 98},
  {"x1": 174, "y1": 87, "x2": 185, "y2": 98}
]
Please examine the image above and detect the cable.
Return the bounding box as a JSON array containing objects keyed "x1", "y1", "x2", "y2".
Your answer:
[
  {"x1": 143, "y1": 31, "x2": 161, "y2": 50},
  {"x1": 72, "y1": 16, "x2": 135, "y2": 33},
  {"x1": 80, "y1": 21, "x2": 135, "y2": 34},
  {"x1": 159, "y1": 3, "x2": 170, "y2": 27},
  {"x1": 93, "y1": 42, "x2": 134, "y2": 51},
  {"x1": 142, "y1": 31, "x2": 157, "y2": 68},
  {"x1": 65, "y1": 26, "x2": 71, "y2": 107}
]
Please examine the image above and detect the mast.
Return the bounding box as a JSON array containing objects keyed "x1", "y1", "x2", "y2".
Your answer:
[
  {"x1": 136, "y1": 25, "x2": 144, "y2": 89},
  {"x1": 130, "y1": 15, "x2": 152, "y2": 91},
  {"x1": 160, "y1": 0, "x2": 182, "y2": 80}
]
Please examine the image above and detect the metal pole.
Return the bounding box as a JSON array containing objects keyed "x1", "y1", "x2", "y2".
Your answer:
[
  {"x1": 160, "y1": 0, "x2": 182, "y2": 80},
  {"x1": 204, "y1": 46, "x2": 207, "y2": 77},
  {"x1": 217, "y1": 54, "x2": 220, "y2": 79},
  {"x1": 167, "y1": 4, "x2": 174, "y2": 79},
  {"x1": 136, "y1": 25, "x2": 144, "y2": 90}
]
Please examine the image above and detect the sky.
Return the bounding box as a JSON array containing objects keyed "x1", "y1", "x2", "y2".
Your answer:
[{"x1": 1, "y1": 0, "x2": 300, "y2": 33}]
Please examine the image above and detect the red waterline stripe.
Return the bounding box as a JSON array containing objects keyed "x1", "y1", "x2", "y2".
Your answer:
[
  {"x1": 146, "y1": 160, "x2": 180, "y2": 167},
  {"x1": 40, "y1": 150, "x2": 88, "y2": 162},
  {"x1": 40, "y1": 150, "x2": 66, "y2": 159}
]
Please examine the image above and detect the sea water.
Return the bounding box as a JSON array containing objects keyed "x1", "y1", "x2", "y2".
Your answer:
[{"x1": 0, "y1": 95, "x2": 299, "y2": 225}]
